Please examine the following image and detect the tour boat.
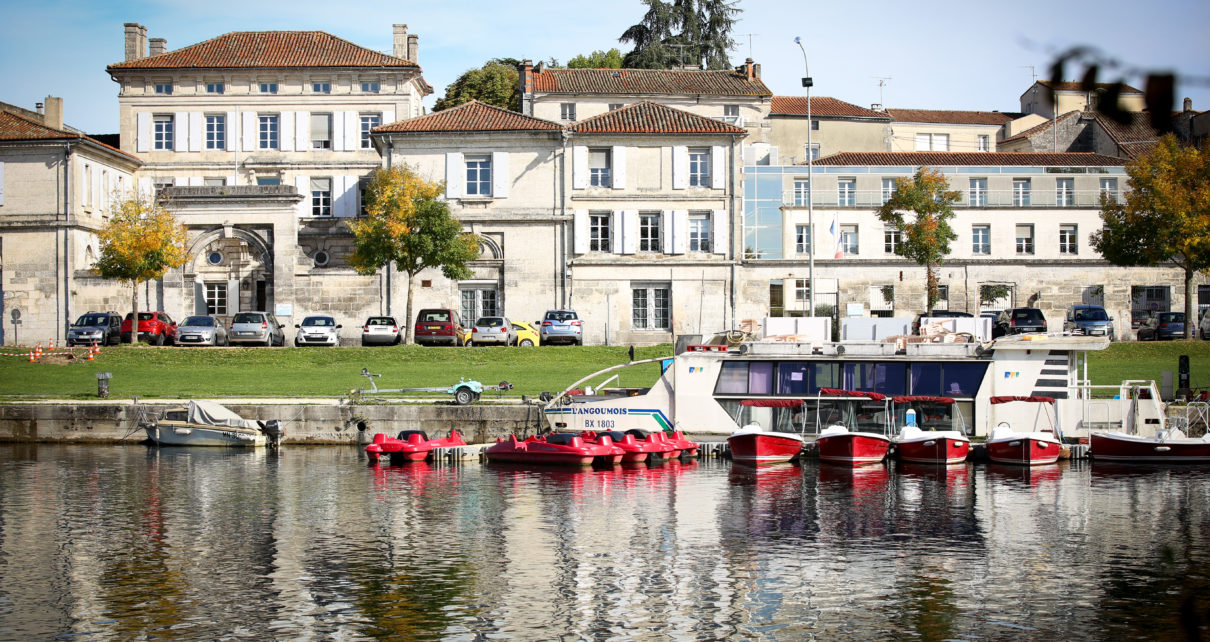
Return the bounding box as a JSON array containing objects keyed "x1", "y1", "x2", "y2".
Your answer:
[
  {"x1": 582, "y1": 430, "x2": 654, "y2": 463},
  {"x1": 727, "y1": 423, "x2": 805, "y2": 464},
  {"x1": 984, "y1": 396, "x2": 1062, "y2": 465},
  {"x1": 814, "y1": 389, "x2": 893, "y2": 465},
  {"x1": 1090, "y1": 429, "x2": 1210, "y2": 463},
  {"x1": 891, "y1": 395, "x2": 971, "y2": 464},
  {"x1": 484, "y1": 433, "x2": 624, "y2": 466},
  {"x1": 141, "y1": 400, "x2": 284, "y2": 448},
  {"x1": 365, "y1": 429, "x2": 467, "y2": 463}
]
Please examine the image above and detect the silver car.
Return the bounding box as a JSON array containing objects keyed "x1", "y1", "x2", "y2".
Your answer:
[
  {"x1": 295, "y1": 315, "x2": 341, "y2": 347},
  {"x1": 539, "y1": 309, "x2": 583, "y2": 346},
  {"x1": 176, "y1": 315, "x2": 228, "y2": 347},
  {"x1": 469, "y1": 316, "x2": 516, "y2": 346},
  {"x1": 361, "y1": 316, "x2": 401, "y2": 346},
  {"x1": 229, "y1": 312, "x2": 285, "y2": 347}
]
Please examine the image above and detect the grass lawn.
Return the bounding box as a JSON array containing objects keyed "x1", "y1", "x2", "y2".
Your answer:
[{"x1": 1, "y1": 340, "x2": 1208, "y2": 401}]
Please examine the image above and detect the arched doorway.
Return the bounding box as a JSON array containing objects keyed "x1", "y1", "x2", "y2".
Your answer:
[{"x1": 184, "y1": 228, "x2": 274, "y2": 319}]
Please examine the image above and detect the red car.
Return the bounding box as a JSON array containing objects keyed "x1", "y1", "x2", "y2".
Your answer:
[{"x1": 120, "y1": 311, "x2": 178, "y2": 345}]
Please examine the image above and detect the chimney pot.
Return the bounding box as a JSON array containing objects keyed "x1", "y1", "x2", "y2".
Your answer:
[
  {"x1": 1184, "y1": 97, "x2": 1193, "y2": 112},
  {"x1": 393, "y1": 24, "x2": 408, "y2": 59},
  {"x1": 36, "y1": 102, "x2": 44, "y2": 114},
  {"x1": 149, "y1": 37, "x2": 166, "y2": 57}
]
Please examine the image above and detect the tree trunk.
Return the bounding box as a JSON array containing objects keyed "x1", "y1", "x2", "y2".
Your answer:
[
  {"x1": 925, "y1": 263, "x2": 937, "y2": 316},
  {"x1": 129, "y1": 280, "x2": 139, "y2": 345},
  {"x1": 1185, "y1": 266, "x2": 1195, "y2": 339},
  {"x1": 404, "y1": 271, "x2": 416, "y2": 345}
]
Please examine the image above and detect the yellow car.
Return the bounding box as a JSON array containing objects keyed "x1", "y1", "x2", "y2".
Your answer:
[{"x1": 511, "y1": 321, "x2": 540, "y2": 347}]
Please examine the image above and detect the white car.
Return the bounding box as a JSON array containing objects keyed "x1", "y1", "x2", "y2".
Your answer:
[{"x1": 295, "y1": 315, "x2": 341, "y2": 346}]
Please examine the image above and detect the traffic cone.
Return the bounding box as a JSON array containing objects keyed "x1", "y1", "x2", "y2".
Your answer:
[
  {"x1": 34, "y1": 343, "x2": 42, "y2": 358},
  {"x1": 28, "y1": 350, "x2": 36, "y2": 362},
  {"x1": 48, "y1": 338, "x2": 54, "y2": 351},
  {"x1": 86, "y1": 346, "x2": 95, "y2": 361}
]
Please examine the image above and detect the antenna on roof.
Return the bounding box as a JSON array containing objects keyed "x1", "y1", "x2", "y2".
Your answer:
[
  {"x1": 740, "y1": 33, "x2": 759, "y2": 59},
  {"x1": 668, "y1": 43, "x2": 691, "y2": 70},
  {"x1": 1022, "y1": 65, "x2": 1037, "y2": 83},
  {"x1": 872, "y1": 77, "x2": 892, "y2": 107}
]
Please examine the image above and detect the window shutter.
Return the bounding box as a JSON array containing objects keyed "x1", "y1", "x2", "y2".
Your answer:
[
  {"x1": 573, "y1": 209, "x2": 589, "y2": 254},
  {"x1": 383, "y1": 109, "x2": 396, "y2": 124},
  {"x1": 572, "y1": 145, "x2": 587, "y2": 189},
  {"x1": 279, "y1": 112, "x2": 294, "y2": 152},
  {"x1": 188, "y1": 113, "x2": 202, "y2": 152},
  {"x1": 662, "y1": 210, "x2": 674, "y2": 254},
  {"x1": 295, "y1": 176, "x2": 310, "y2": 217},
  {"x1": 242, "y1": 112, "x2": 257, "y2": 151},
  {"x1": 711, "y1": 145, "x2": 725, "y2": 189},
  {"x1": 935, "y1": 134, "x2": 949, "y2": 151},
  {"x1": 340, "y1": 176, "x2": 357, "y2": 217},
  {"x1": 672, "y1": 210, "x2": 689, "y2": 254},
  {"x1": 621, "y1": 210, "x2": 638, "y2": 254},
  {"x1": 187, "y1": 176, "x2": 203, "y2": 186},
  {"x1": 445, "y1": 152, "x2": 463, "y2": 199},
  {"x1": 331, "y1": 112, "x2": 344, "y2": 151},
  {"x1": 711, "y1": 209, "x2": 727, "y2": 254},
  {"x1": 344, "y1": 112, "x2": 359, "y2": 151},
  {"x1": 672, "y1": 146, "x2": 688, "y2": 189},
  {"x1": 294, "y1": 111, "x2": 309, "y2": 150},
  {"x1": 225, "y1": 112, "x2": 236, "y2": 151},
  {"x1": 194, "y1": 281, "x2": 207, "y2": 315},
  {"x1": 611, "y1": 210, "x2": 623, "y2": 254},
  {"x1": 915, "y1": 134, "x2": 930, "y2": 151},
  {"x1": 174, "y1": 112, "x2": 188, "y2": 151},
  {"x1": 612, "y1": 146, "x2": 626, "y2": 189},
  {"x1": 492, "y1": 152, "x2": 509, "y2": 197},
  {"x1": 136, "y1": 112, "x2": 150, "y2": 153},
  {"x1": 227, "y1": 279, "x2": 240, "y2": 313}
]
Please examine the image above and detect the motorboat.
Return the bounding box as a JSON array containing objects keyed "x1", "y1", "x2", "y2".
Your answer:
[
  {"x1": 1090, "y1": 429, "x2": 1210, "y2": 463},
  {"x1": 814, "y1": 389, "x2": 893, "y2": 465},
  {"x1": 582, "y1": 430, "x2": 653, "y2": 463},
  {"x1": 366, "y1": 429, "x2": 467, "y2": 463},
  {"x1": 141, "y1": 400, "x2": 284, "y2": 447},
  {"x1": 984, "y1": 396, "x2": 1062, "y2": 465},
  {"x1": 484, "y1": 433, "x2": 624, "y2": 466},
  {"x1": 728, "y1": 423, "x2": 805, "y2": 464},
  {"x1": 891, "y1": 396, "x2": 971, "y2": 464}
]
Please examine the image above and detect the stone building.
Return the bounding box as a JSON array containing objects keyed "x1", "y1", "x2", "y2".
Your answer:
[{"x1": 763, "y1": 96, "x2": 890, "y2": 164}]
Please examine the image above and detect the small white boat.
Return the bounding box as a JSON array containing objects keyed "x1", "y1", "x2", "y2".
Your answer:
[{"x1": 142, "y1": 400, "x2": 283, "y2": 447}]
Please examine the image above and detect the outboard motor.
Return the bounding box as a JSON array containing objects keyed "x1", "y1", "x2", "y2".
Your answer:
[{"x1": 260, "y1": 420, "x2": 285, "y2": 447}]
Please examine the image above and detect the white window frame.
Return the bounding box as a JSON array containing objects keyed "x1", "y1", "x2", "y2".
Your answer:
[
  {"x1": 361, "y1": 81, "x2": 380, "y2": 93},
  {"x1": 312, "y1": 82, "x2": 331, "y2": 94},
  {"x1": 204, "y1": 114, "x2": 225, "y2": 150},
  {"x1": 359, "y1": 113, "x2": 382, "y2": 149},
  {"x1": 881, "y1": 178, "x2": 896, "y2": 204},
  {"x1": 311, "y1": 178, "x2": 332, "y2": 217},
  {"x1": 688, "y1": 148, "x2": 710, "y2": 187},
  {"x1": 206, "y1": 82, "x2": 224, "y2": 94},
  {"x1": 588, "y1": 148, "x2": 612, "y2": 187},
  {"x1": 884, "y1": 227, "x2": 901, "y2": 254},
  {"x1": 803, "y1": 143, "x2": 820, "y2": 161},
  {"x1": 1099, "y1": 177, "x2": 1119, "y2": 203},
  {"x1": 259, "y1": 82, "x2": 278, "y2": 94},
  {"x1": 972, "y1": 224, "x2": 990, "y2": 255},
  {"x1": 589, "y1": 212, "x2": 611, "y2": 252},
  {"x1": 1013, "y1": 179, "x2": 1031, "y2": 206},
  {"x1": 1016, "y1": 224, "x2": 1035, "y2": 255},
  {"x1": 465, "y1": 154, "x2": 492, "y2": 197},
  {"x1": 1056, "y1": 178, "x2": 1075, "y2": 207},
  {"x1": 794, "y1": 279, "x2": 811, "y2": 302},
  {"x1": 915, "y1": 133, "x2": 949, "y2": 151},
  {"x1": 310, "y1": 113, "x2": 332, "y2": 149},
  {"x1": 258, "y1": 114, "x2": 279, "y2": 150},
  {"x1": 969, "y1": 178, "x2": 988, "y2": 206},
  {"x1": 1059, "y1": 224, "x2": 1078, "y2": 255},
  {"x1": 560, "y1": 103, "x2": 577, "y2": 121},
  {"x1": 461, "y1": 287, "x2": 499, "y2": 322},
  {"x1": 977, "y1": 134, "x2": 990, "y2": 152},
  {"x1": 632, "y1": 284, "x2": 671, "y2": 330},
  {"x1": 205, "y1": 282, "x2": 228, "y2": 316},
  {"x1": 795, "y1": 224, "x2": 811, "y2": 254},
  {"x1": 794, "y1": 179, "x2": 810, "y2": 206},
  {"x1": 608, "y1": 103, "x2": 623, "y2": 111},
  {"x1": 154, "y1": 82, "x2": 172, "y2": 95},
  {"x1": 638, "y1": 212, "x2": 662, "y2": 252},
  {"x1": 840, "y1": 224, "x2": 859, "y2": 255},
  {"x1": 153, "y1": 115, "x2": 173, "y2": 150},
  {"x1": 838, "y1": 178, "x2": 856, "y2": 206},
  {"x1": 688, "y1": 212, "x2": 711, "y2": 252}
]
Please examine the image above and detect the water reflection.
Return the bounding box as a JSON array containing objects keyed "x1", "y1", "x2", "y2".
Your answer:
[{"x1": 0, "y1": 445, "x2": 1208, "y2": 639}]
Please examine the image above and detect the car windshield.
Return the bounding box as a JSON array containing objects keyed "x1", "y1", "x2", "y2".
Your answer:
[
  {"x1": 1073, "y1": 308, "x2": 1109, "y2": 321},
  {"x1": 1158, "y1": 312, "x2": 1184, "y2": 323},
  {"x1": 420, "y1": 311, "x2": 451, "y2": 322},
  {"x1": 182, "y1": 316, "x2": 214, "y2": 327},
  {"x1": 367, "y1": 317, "x2": 395, "y2": 326},
  {"x1": 546, "y1": 311, "x2": 577, "y2": 321},
  {"x1": 477, "y1": 317, "x2": 505, "y2": 327},
  {"x1": 232, "y1": 313, "x2": 263, "y2": 324},
  {"x1": 75, "y1": 314, "x2": 109, "y2": 326},
  {"x1": 302, "y1": 317, "x2": 334, "y2": 326}
]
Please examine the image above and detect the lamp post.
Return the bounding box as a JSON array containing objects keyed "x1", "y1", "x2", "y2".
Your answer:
[{"x1": 794, "y1": 36, "x2": 815, "y2": 317}]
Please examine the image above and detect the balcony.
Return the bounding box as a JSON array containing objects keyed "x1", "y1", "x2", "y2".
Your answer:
[{"x1": 782, "y1": 189, "x2": 1122, "y2": 209}]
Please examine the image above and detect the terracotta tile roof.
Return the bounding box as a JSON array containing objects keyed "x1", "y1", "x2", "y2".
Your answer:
[
  {"x1": 108, "y1": 31, "x2": 417, "y2": 70},
  {"x1": 0, "y1": 110, "x2": 140, "y2": 162},
  {"x1": 567, "y1": 101, "x2": 747, "y2": 135},
  {"x1": 813, "y1": 151, "x2": 1126, "y2": 167},
  {"x1": 376, "y1": 100, "x2": 562, "y2": 133},
  {"x1": 887, "y1": 108, "x2": 1015, "y2": 126},
  {"x1": 999, "y1": 110, "x2": 1084, "y2": 144},
  {"x1": 529, "y1": 67, "x2": 771, "y2": 97},
  {"x1": 1094, "y1": 112, "x2": 1160, "y2": 158},
  {"x1": 1037, "y1": 80, "x2": 1142, "y2": 94},
  {"x1": 769, "y1": 96, "x2": 889, "y2": 119}
]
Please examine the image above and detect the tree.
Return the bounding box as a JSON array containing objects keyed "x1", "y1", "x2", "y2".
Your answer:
[
  {"x1": 567, "y1": 48, "x2": 624, "y2": 69},
  {"x1": 348, "y1": 166, "x2": 480, "y2": 344},
  {"x1": 94, "y1": 194, "x2": 190, "y2": 344},
  {"x1": 1093, "y1": 135, "x2": 1210, "y2": 338},
  {"x1": 434, "y1": 59, "x2": 520, "y2": 112},
  {"x1": 619, "y1": 0, "x2": 741, "y2": 70},
  {"x1": 876, "y1": 168, "x2": 962, "y2": 315}
]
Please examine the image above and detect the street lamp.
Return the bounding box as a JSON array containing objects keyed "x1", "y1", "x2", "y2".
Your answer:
[{"x1": 794, "y1": 36, "x2": 815, "y2": 317}]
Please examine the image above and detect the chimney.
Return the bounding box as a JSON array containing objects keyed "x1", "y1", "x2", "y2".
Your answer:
[
  {"x1": 43, "y1": 96, "x2": 63, "y2": 131},
  {"x1": 393, "y1": 24, "x2": 408, "y2": 59},
  {"x1": 407, "y1": 34, "x2": 418, "y2": 63},
  {"x1": 123, "y1": 23, "x2": 147, "y2": 61},
  {"x1": 35, "y1": 102, "x2": 44, "y2": 114},
  {"x1": 149, "y1": 37, "x2": 166, "y2": 57},
  {"x1": 519, "y1": 60, "x2": 534, "y2": 116},
  {"x1": 1184, "y1": 97, "x2": 1193, "y2": 112},
  {"x1": 743, "y1": 58, "x2": 755, "y2": 80}
]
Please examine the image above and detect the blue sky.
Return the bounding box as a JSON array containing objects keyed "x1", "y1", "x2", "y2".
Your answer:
[{"x1": 2, "y1": 0, "x2": 1207, "y2": 134}]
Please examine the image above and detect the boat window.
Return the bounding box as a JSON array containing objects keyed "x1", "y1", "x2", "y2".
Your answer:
[
  {"x1": 715, "y1": 362, "x2": 749, "y2": 394},
  {"x1": 777, "y1": 362, "x2": 810, "y2": 395},
  {"x1": 942, "y1": 362, "x2": 988, "y2": 397},
  {"x1": 748, "y1": 362, "x2": 774, "y2": 395},
  {"x1": 910, "y1": 363, "x2": 943, "y2": 396},
  {"x1": 812, "y1": 363, "x2": 840, "y2": 392},
  {"x1": 844, "y1": 363, "x2": 907, "y2": 396},
  {"x1": 893, "y1": 400, "x2": 969, "y2": 434}
]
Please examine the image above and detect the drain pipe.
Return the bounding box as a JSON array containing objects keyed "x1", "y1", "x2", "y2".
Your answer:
[
  {"x1": 559, "y1": 130, "x2": 569, "y2": 308},
  {"x1": 62, "y1": 142, "x2": 73, "y2": 342}
]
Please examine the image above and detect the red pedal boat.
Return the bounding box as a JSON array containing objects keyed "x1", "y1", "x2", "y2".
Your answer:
[
  {"x1": 891, "y1": 396, "x2": 971, "y2": 464},
  {"x1": 485, "y1": 433, "x2": 624, "y2": 466},
  {"x1": 366, "y1": 429, "x2": 467, "y2": 463},
  {"x1": 985, "y1": 396, "x2": 1062, "y2": 465},
  {"x1": 814, "y1": 389, "x2": 892, "y2": 466},
  {"x1": 623, "y1": 429, "x2": 681, "y2": 459},
  {"x1": 583, "y1": 430, "x2": 655, "y2": 463},
  {"x1": 665, "y1": 430, "x2": 700, "y2": 458}
]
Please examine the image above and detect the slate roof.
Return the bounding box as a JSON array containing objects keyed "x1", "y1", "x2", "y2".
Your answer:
[
  {"x1": 813, "y1": 151, "x2": 1126, "y2": 167},
  {"x1": 1036, "y1": 80, "x2": 1143, "y2": 94},
  {"x1": 769, "y1": 96, "x2": 888, "y2": 119},
  {"x1": 108, "y1": 31, "x2": 417, "y2": 70},
  {"x1": 567, "y1": 101, "x2": 747, "y2": 135},
  {"x1": 528, "y1": 67, "x2": 771, "y2": 97},
  {"x1": 0, "y1": 110, "x2": 140, "y2": 162},
  {"x1": 887, "y1": 108, "x2": 1015, "y2": 125},
  {"x1": 376, "y1": 100, "x2": 562, "y2": 133}
]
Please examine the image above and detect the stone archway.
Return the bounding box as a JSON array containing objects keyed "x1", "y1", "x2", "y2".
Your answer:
[{"x1": 184, "y1": 227, "x2": 275, "y2": 318}]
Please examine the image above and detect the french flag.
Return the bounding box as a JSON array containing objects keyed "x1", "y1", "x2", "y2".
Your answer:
[{"x1": 831, "y1": 216, "x2": 843, "y2": 259}]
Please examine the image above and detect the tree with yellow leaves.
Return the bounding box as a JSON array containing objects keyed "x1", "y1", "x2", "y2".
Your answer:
[
  {"x1": 94, "y1": 194, "x2": 190, "y2": 344},
  {"x1": 349, "y1": 166, "x2": 479, "y2": 344},
  {"x1": 1094, "y1": 135, "x2": 1210, "y2": 338},
  {"x1": 876, "y1": 167, "x2": 962, "y2": 315}
]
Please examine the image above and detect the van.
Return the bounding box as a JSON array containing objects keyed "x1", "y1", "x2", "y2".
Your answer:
[{"x1": 414, "y1": 308, "x2": 468, "y2": 346}]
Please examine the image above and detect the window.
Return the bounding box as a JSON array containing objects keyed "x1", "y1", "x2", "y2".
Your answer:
[
  {"x1": 688, "y1": 148, "x2": 710, "y2": 187},
  {"x1": 588, "y1": 149, "x2": 612, "y2": 187},
  {"x1": 311, "y1": 178, "x2": 332, "y2": 217},
  {"x1": 258, "y1": 115, "x2": 279, "y2": 150},
  {"x1": 205, "y1": 283, "x2": 227, "y2": 316},
  {"x1": 312, "y1": 82, "x2": 331, "y2": 94},
  {"x1": 971, "y1": 225, "x2": 990, "y2": 255},
  {"x1": 688, "y1": 212, "x2": 711, "y2": 252},
  {"x1": 154, "y1": 83, "x2": 172, "y2": 95},
  {"x1": 793, "y1": 179, "x2": 810, "y2": 206},
  {"x1": 361, "y1": 81, "x2": 380, "y2": 93},
  {"x1": 914, "y1": 133, "x2": 949, "y2": 151},
  {"x1": 723, "y1": 104, "x2": 740, "y2": 123},
  {"x1": 969, "y1": 178, "x2": 987, "y2": 206},
  {"x1": 152, "y1": 177, "x2": 174, "y2": 196},
  {"x1": 1056, "y1": 178, "x2": 1075, "y2": 207},
  {"x1": 795, "y1": 225, "x2": 811, "y2": 254},
  {"x1": 840, "y1": 224, "x2": 859, "y2": 255},
  {"x1": 153, "y1": 115, "x2": 174, "y2": 150},
  {"x1": 206, "y1": 82, "x2": 224, "y2": 94},
  {"x1": 935, "y1": 285, "x2": 950, "y2": 310},
  {"x1": 794, "y1": 279, "x2": 811, "y2": 302},
  {"x1": 205, "y1": 114, "x2": 225, "y2": 150},
  {"x1": 465, "y1": 155, "x2": 491, "y2": 196},
  {"x1": 560, "y1": 103, "x2": 576, "y2": 121},
  {"x1": 1100, "y1": 177, "x2": 1119, "y2": 203},
  {"x1": 203, "y1": 177, "x2": 226, "y2": 186},
  {"x1": 884, "y1": 227, "x2": 901, "y2": 254},
  {"x1": 1013, "y1": 179, "x2": 1031, "y2": 206},
  {"x1": 838, "y1": 178, "x2": 856, "y2": 206},
  {"x1": 881, "y1": 178, "x2": 896, "y2": 204},
  {"x1": 608, "y1": 103, "x2": 623, "y2": 111},
  {"x1": 1016, "y1": 224, "x2": 1034, "y2": 254},
  {"x1": 360, "y1": 113, "x2": 381, "y2": 149},
  {"x1": 256, "y1": 177, "x2": 281, "y2": 186},
  {"x1": 632, "y1": 285, "x2": 671, "y2": 330},
  {"x1": 589, "y1": 212, "x2": 611, "y2": 252},
  {"x1": 804, "y1": 143, "x2": 820, "y2": 161},
  {"x1": 259, "y1": 82, "x2": 278, "y2": 94},
  {"x1": 978, "y1": 134, "x2": 990, "y2": 152},
  {"x1": 811, "y1": 120, "x2": 820, "y2": 131},
  {"x1": 1059, "y1": 224, "x2": 1078, "y2": 255},
  {"x1": 310, "y1": 113, "x2": 332, "y2": 149},
  {"x1": 462, "y1": 288, "x2": 498, "y2": 321},
  {"x1": 639, "y1": 212, "x2": 662, "y2": 252}
]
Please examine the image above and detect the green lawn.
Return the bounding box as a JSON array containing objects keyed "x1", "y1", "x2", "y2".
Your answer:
[{"x1": 1, "y1": 340, "x2": 1207, "y2": 401}]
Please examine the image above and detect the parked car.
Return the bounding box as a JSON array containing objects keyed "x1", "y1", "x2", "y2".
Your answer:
[
  {"x1": 993, "y1": 307, "x2": 1047, "y2": 338},
  {"x1": 1200, "y1": 310, "x2": 1210, "y2": 340},
  {"x1": 414, "y1": 308, "x2": 468, "y2": 346},
  {"x1": 540, "y1": 309, "x2": 583, "y2": 346},
  {"x1": 121, "y1": 311, "x2": 178, "y2": 345},
  {"x1": 1064, "y1": 304, "x2": 1115, "y2": 339},
  {"x1": 67, "y1": 311, "x2": 123, "y2": 346},
  {"x1": 1137, "y1": 311, "x2": 1185, "y2": 341},
  {"x1": 229, "y1": 312, "x2": 285, "y2": 346},
  {"x1": 911, "y1": 310, "x2": 973, "y2": 335},
  {"x1": 175, "y1": 315, "x2": 228, "y2": 346},
  {"x1": 1131, "y1": 309, "x2": 1151, "y2": 330},
  {"x1": 470, "y1": 316, "x2": 516, "y2": 346},
  {"x1": 362, "y1": 316, "x2": 401, "y2": 346},
  {"x1": 295, "y1": 315, "x2": 341, "y2": 347},
  {"x1": 512, "y1": 321, "x2": 540, "y2": 347}
]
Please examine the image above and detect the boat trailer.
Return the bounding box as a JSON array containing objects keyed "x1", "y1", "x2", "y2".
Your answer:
[{"x1": 357, "y1": 368, "x2": 513, "y2": 405}]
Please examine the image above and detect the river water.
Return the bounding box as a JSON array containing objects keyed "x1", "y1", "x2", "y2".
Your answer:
[{"x1": 0, "y1": 444, "x2": 1208, "y2": 640}]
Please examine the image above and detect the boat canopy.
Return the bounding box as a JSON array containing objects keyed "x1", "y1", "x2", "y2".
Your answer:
[
  {"x1": 989, "y1": 395, "x2": 1055, "y2": 405},
  {"x1": 818, "y1": 388, "x2": 887, "y2": 401},
  {"x1": 891, "y1": 395, "x2": 955, "y2": 405},
  {"x1": 740, "y1": 398, "x2": 805, "y2": 407},
  {"x1": 185, "y1": 400, "x2": 262, "y2": 430}
]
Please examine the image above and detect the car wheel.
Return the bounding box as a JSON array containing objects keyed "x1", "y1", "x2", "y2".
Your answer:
[
  {"x1": 454, "y1": 387, "x2": 474, "y2": 405},
  {"x1": 575, "y1": 338, "x2": 583, "y2": 346},
  {"x1": 465, "y1": 340, "x2": 473, "y2": 347},
  {"x1": 520, "y1": 339, "x2": 534, "y2": 347},
  {"x1": 154, "y1": 333, "x2": 165, "y2": 346},
  {"x1": 294, "y1": 339, "x2": 301, "y2": 347}
]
